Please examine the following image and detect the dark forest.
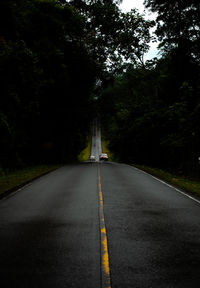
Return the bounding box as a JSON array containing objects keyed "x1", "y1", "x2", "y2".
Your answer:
[{"x1": 1, "y1": 0, "x2": 200, "y2": 177}]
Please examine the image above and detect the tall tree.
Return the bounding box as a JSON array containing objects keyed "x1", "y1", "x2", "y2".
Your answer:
[
  {"x1": 70, "y1": 0, "x2": 154, "y2": 71},
  {"x1": 144, "y1": 0, "x2": 200, "y2": 60},
  {"x1": 0, "y1": 0, "x2": 155, "y2": 167}
]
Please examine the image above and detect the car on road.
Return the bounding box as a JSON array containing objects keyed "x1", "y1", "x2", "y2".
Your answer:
[
  {"x1": 99, "y1": 153, "x2": 108, "y2": 161},
  {"x1": 89, "y1": 155, "x2": 96, "y2": 161}
]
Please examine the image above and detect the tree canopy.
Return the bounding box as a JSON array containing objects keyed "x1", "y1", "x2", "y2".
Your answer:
[
  {"x1": 99, "y1": 0, "x2": 200, "y2": 177},
  {"x1": 2, "y1": 0, "x2": 198, "y2": 177},
  {"x1": 0, "y1": 0, "x2": 153, "y2": 168}
]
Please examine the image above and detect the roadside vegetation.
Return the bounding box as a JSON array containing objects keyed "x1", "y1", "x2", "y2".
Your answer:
[
  {"x1": 99, "y1": 0, "x2": 200, "y2": 181},
  {"x1": 101, "y1": 137, "x2": 115, "y2": 162},
  {"x1": 78, "y1": 136, "x2": 92, "y2": 162},
  {"x1": 0, "y1": 165, "x2": 61, "y2": 196}
]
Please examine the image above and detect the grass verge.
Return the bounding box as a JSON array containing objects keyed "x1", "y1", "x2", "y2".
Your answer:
[
  {"x1": 78, "y1": 137, "x2": 92, "y2": 162},
  {"x1": 101, "y1": 138, "x2": 115, "y2": 161},
  {"x1": 0, "y1": 165, "x2": 61, "y2": 197},
  {"x1": 134, "y1": 164, "x2": 200, "y2": 196}
]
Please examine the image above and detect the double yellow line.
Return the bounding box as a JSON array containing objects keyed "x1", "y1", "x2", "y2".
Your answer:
[{"x1": 98, "y1": 164, "x2": 112, "y2": 288}]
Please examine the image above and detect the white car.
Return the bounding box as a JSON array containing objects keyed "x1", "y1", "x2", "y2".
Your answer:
[{"x1": 90, "y1": 155, "x2": 96, "y2": 161}]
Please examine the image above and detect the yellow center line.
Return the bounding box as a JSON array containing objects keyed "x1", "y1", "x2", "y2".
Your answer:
[{"x1": 98, "y1": 164, "x2": 112, "y2": 288}]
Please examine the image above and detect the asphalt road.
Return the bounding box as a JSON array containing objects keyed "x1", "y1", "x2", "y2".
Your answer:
[
  {"x1": 101, "y1": 162, "x2": 200, "y2": 287},
  {"x1": 1, "y1": 128, "x2": 200, "y2": 287},
  {"x1": 0, "y1": 164, "x2": 100, "y2": 288},
  {"x1": 91, "y1": 119, "x2": 102, "y2": 161}
]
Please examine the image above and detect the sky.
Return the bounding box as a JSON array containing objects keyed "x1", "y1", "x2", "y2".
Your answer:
[
  {"x1": 119, "y1": 0, "x2": 146, "y2": 14},
  {"x1": 119, "y1": 0, "x2": 158, "y2": 60}
]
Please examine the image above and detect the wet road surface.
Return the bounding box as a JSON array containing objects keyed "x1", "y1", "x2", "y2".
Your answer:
[
  {"x1": 1, "y1": 124, "x2": 200, "y2": 287},
  {"x1": 0, "y1": 165, "x2": 100, "y2": 288},
  {"x1": 1, "y1": 163, "x2": 200, "y2": 287},
  {"x1": 101, "y1": 162, "x2": 200, "y2": 287}
]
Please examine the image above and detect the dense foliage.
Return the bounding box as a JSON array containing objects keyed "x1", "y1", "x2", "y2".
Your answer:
[
  {"x1": 0, "y1": 0, "x2": 95, "y2": 166},
  {"x1": 100, "y1": 0, "x2": 200, "y2": 177},
  {"x1": 0, "y1": 0, "x2": 153, "y2": 168},
  {"x1": 3, "y1": 0, "x2": 197, "y2": 176}
]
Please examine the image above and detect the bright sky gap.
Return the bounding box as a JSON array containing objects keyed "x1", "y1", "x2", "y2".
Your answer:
[{"x1": 119, "y1": 0, "x2": 158, "y2": 60}]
